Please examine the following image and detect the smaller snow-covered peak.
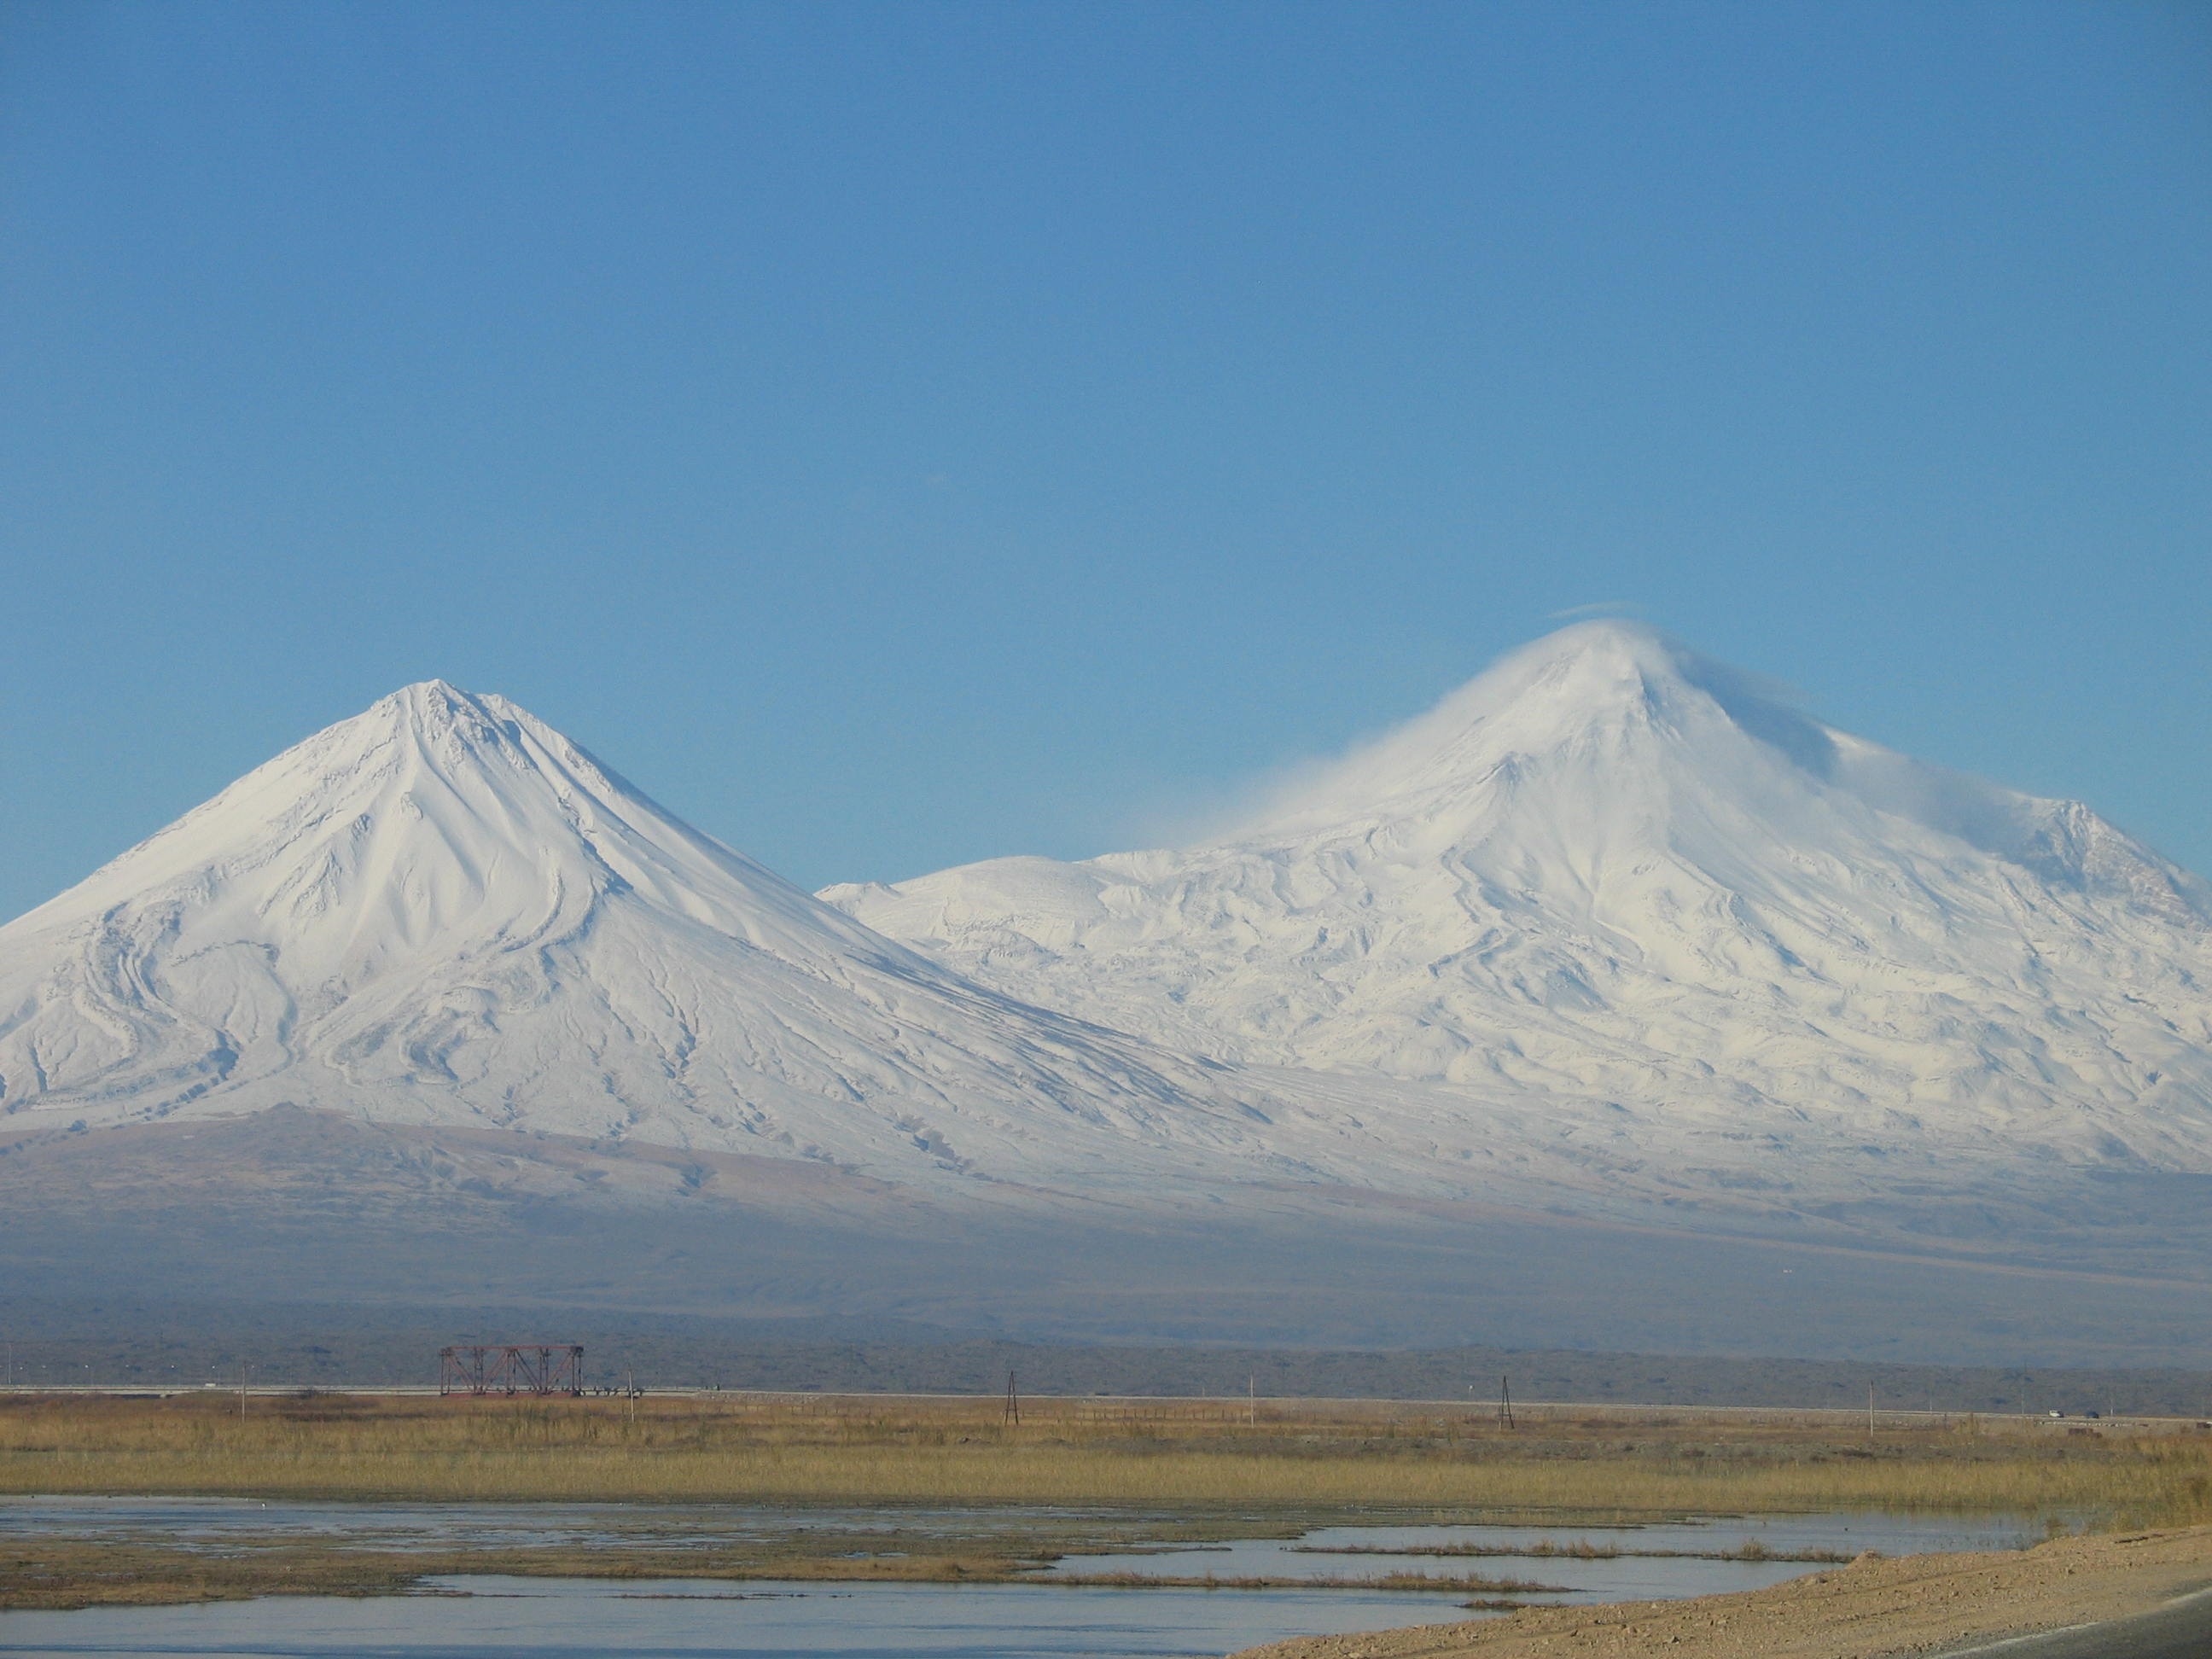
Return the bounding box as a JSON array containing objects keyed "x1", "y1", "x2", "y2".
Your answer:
[
  {"x1": 370, "y1": 678, "x2": 492, "y2": 731},
  {"x1": 0, "y1": 678, "x2": 815, "y2": 955},
  {"x1": 360, "y1": 678, "x2": 585, "y2": 743},
  {"x1": 358, "y1": 679, "x2": 530, "y2": 758},
  {"x1": 0, "y1": 684, "x2": 1281, "y2": 1187},
  {"x1": 388, "y1": 677, "x2": 474, "y2": 709}
]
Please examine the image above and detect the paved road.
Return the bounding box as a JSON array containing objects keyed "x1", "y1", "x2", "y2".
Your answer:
[{"x1": 1937, "y1": 1588, "x2": 2212, "y2": 1658}]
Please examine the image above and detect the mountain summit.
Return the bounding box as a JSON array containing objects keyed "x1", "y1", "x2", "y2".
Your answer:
[
  {"x1": 0, "y1": 682, "x2": 1276, "y2": 1187},
  {"x1": 1213, "y1": 623, "x2": 2204, "y2": 910},
  {"x1": 826, "y1": 622, "x2": 2212, "y2": 1172}
]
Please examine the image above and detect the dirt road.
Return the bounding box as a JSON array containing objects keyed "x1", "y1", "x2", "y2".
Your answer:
[{"x1": 1231, "y1": 1526, "x2": 2212, "y2": 1659}]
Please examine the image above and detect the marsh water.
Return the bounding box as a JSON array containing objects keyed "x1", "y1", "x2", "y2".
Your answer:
[{"x1": 0, "y1": 1499, "x2": 2039, "y2": 1659}]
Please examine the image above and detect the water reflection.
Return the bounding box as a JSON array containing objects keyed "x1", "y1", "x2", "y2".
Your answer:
[
  {"x1": 8, "y1": 1574, "x2": 1480, "y2": 1659},
  {"x1": 0, "y1": 1505, "x2": 2039, "y2": 1659}
]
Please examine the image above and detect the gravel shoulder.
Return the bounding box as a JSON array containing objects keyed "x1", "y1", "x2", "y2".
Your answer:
[{"x1": 1231, "y1": 1526, "x2": 2212, "y2": 1659}]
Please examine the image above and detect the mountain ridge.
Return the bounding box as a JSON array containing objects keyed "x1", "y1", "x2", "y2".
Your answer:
[
  {"x1": 6, "y1": 630, "x2": 2212, "y2": 1355},
  {"x1": 5, "y1": 626, "x2": 2209, "y2": 1266},
  {"x1": 824, "y1": 622, "x2": 2212, "y2": 1179}
]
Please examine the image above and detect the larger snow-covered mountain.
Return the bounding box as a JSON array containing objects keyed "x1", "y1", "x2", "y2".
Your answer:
[
  {"x1": 0, "y1": 682, "x2": 1302, "y2": 1190},
  {"x1": 826, "y1": 621, "x2": 2212, "y2": 1181}
]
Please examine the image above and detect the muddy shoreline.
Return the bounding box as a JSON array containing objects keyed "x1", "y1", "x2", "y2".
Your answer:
[{"x1": 1232, "y1": 1526, "x2": 2212, "y2": 1659}]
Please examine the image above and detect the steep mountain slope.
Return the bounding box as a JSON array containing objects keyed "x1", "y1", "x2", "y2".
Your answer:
[
  {"x1": 825, "y1": 622, "x2": 2212, "y2": 1182},
  {"x1": 0, "y1": 683, "x2": 1295, "y2": 1190}
]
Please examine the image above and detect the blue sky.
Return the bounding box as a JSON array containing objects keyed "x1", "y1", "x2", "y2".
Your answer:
[{"x1": 2, "y1": 0, "x2": 2206, "y2": 922}]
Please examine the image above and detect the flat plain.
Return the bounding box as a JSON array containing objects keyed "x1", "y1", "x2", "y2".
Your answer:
[{"x1": 5, "y1": 1389, "x2": 2211, "y2": 1615}]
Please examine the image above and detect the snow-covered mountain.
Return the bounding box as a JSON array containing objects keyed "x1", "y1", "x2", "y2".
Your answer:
[
  {"x1": 0, "y1": 682, "x2": 1296, "y2": 1190},
  {"x1": 826, "y1": 621, "x2": 2212, "y2": 1180},
  {"x1": 9, "y1": 632, "x2": 2211, "y2": 1266}
]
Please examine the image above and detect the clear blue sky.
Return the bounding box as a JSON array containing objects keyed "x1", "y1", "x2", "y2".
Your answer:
[{"x1": 3, "y1": 0, "x2": 2207, "y2": 923}]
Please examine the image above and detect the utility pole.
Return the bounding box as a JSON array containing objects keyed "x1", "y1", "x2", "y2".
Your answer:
[
  {"x1": 1249, "y1": 1375, "x2": 1256, "y2": 1428},
  {"x1": 1003, "y1": 1369, "x2": 1021, "y2": 1428},
  {"x1": 240, "y1": 1360, "x2": 249, "y2": 1421},
  {"x1": 1867, "y1": 1383, "x2": 1876, "y2": 1437},
  {"x1": 1499, "y1": 1374, "x2": 1515, "y2": 1430}
]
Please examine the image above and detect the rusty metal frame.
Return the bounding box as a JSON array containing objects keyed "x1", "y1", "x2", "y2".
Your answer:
[{"x1": 439, "y1": 1344, "x2": 585, "y2": 1396}]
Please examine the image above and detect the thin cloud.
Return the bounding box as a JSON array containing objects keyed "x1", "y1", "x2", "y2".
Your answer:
[{"x1": 1545, "y1": 600, "x2": 1644, "y2": 622}]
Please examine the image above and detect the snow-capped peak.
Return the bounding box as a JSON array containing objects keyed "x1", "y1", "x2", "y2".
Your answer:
[
  {"x1": 1217, "y1": 620, "x2": 1811, "y2": 842},
  {"x1": 7, "y1": 677, "x2": 829, "y2": 965},
  {"x1": 1197, "y1": 622, "x2": 2203, "y2": 926},
  {"x1": 0, "y1": 684, "x2": 1282, "y2": 1188},
  {"x1": 828, "y1": 625, "x2": 2212, "y2": 1173}
]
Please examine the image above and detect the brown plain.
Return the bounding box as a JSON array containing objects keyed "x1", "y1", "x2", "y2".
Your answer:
[
  {"x1": 9, "y1": 1388, "x2": 2212, "y2": 1634},
  {"x1": 5, "y1": 1390, "x2": 2210, "y2": 1512}
]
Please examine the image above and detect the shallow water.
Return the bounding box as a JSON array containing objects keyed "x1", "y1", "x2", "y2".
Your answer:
[
  {"x1": 1045, "y1": 1511, "x2": 2035, "y2": 1603},
  {"x1": 0, "y1": 1575, "x2": 1503, "y2": 1659},
  {"x1": 0, "y1": 1502, "x2": 2040, "y2": 1659},
  {"x1": 0, "y1": 1498, "x2": 1027, "y2": 1552}
]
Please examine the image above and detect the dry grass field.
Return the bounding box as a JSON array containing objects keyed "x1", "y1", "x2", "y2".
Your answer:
[
  {"x1": 4, "y1": 1389, "x2": 2210, "y2": 1523},
  {"x1": 10, "y1": 1391, "x2": 2212, "y2": 1614}
]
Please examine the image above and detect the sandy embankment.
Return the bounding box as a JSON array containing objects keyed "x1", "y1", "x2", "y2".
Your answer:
[{"x1": 1233, "y1": 1526, "x2": 2212, "y2": 1659}]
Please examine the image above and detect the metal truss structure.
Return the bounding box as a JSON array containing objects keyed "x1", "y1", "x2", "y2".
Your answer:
[{"x1": 438, "y1": 1343, "x2": 585, "y2": 1397}]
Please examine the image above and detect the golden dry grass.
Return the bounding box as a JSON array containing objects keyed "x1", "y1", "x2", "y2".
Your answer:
[{"x1": 4, "y1": 1391, "x2": 2210, "y2": 1525}]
